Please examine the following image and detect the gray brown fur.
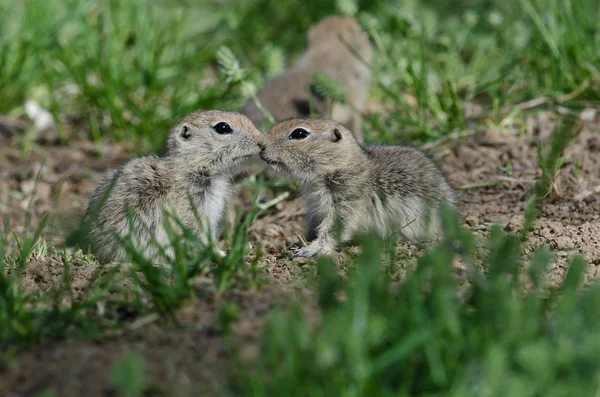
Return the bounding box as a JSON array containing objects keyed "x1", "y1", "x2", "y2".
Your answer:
[
  {"x1": 81, "y1": 110, "x2": 264, "y2": 263},
  {"x1": 241, "y1": 16, "x2": 373, "y2": 142},
  {"x1": 260, "y1": 118, "x2": 456, "y2": 258}
]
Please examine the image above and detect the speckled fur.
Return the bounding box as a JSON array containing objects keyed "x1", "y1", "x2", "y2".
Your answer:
[
  {"x1": 260, "y1": 118, "x2": 456, "y2": 258},
  {"x1": 241, "y1": 16, "x2": 373, "y2": 143},
  {"x1": 82, "y1": 110, "x2": 264, "y2": 263}
]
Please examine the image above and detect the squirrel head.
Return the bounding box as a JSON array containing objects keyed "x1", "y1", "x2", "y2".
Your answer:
[
  {"x1": 165, "y1": 110, "x2": 264, "y2": 175},
  {"x1": 260, "y1": 118, "x2": 363, "y2": 185},
  {"x1": 306, "y1": 16, "x2": 373, "y2": 63}
]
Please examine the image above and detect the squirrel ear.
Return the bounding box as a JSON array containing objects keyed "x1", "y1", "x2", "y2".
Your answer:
[
  {"x1": 331, "y1": 128, "x2": 342, "y2": 143},
  {"x1": 180, "y1": 124, "x2": 191, "y2": 140}
]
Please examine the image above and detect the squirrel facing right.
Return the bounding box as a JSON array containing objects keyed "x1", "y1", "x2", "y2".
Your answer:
[
  {"x1": 81, "y1": 110, "x2": 263, "y2": 263},
  {"x1": 241, "y1": 16, "x2": 373, "y2": 142},
  {"x1": 260, "y1": 118, "x2": 456, "y2": 258}
]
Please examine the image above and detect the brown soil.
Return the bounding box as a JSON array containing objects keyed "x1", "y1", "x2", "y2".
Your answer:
[{"x1": 1, "y1": 109, "x2": 599, "y2": 396}]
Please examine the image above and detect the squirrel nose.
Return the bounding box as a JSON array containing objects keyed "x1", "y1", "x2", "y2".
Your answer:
[{"x1": 258, "y1": 142, "x2": 265, "y2": 152}]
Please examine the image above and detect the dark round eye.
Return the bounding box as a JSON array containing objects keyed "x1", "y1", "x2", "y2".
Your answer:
[
  {"x1": 289, "y1": 128, "x2": 310, "y2": 140},
  {"x1": 213, "y1": 122, "x2": 233, "y2": 134}
]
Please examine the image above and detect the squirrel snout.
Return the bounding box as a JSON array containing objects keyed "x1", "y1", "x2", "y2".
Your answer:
[{"x1": 257, "y1": 142, "x2": 266, "y2": 152}]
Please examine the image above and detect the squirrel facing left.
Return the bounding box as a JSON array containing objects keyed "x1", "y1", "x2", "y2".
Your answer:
[{"x1": 260, "y1": 118, "x2": 456, "y2": 258}]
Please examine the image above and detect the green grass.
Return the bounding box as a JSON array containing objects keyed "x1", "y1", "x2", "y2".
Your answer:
[
  {"x1": 1, "y1": 0, "x2": 600, "y2": 395},
  {"x1": 2, "y1": 0, "x2": 598, "y2": 148},
  {"x1": 237, "y1": 219, "x2": 600, "y2": 397},
  {"x1": 109, "y1": 351, "x2": 148, "y2": 397},
  {"x1": 0, "y1": 191, "x2": 265, "y2": 352}
]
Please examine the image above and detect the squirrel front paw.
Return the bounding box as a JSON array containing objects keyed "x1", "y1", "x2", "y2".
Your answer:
[{"x1": 293, "y1": 242, "x2": 334, "y2": 258}]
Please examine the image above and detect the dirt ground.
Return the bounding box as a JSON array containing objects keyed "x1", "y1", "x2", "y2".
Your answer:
[{"x1": 1, "y1": 109, "x2": 599, "y2": 396}]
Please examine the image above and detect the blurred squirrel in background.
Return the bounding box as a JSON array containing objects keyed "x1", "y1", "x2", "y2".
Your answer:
[{"x1": 241, "y1": 16, "x2": 373, "y2": 143}]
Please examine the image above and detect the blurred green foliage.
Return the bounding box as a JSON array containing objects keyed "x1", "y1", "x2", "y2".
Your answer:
[
  {"x1": 238, "y1": 208, "x2": 600, "y2": 397},
  {"x1": 1, "y1": 0, "x2": 598, "y2": 148}
]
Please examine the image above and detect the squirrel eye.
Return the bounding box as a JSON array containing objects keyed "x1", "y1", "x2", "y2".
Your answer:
[
  {"x1": 289, "y1": 128, "x2": 310, "y2": 140},
  {"x1": 213, "y1": 122, "x2": 233, "y2": 134},
  {"x1": 181, "y1": 125, "x2": 191, "y2": 140}
]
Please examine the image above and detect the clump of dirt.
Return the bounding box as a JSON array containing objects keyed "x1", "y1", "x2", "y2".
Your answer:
[
  {"x1": 438, "y1": 112, "x2": 600, "y2": 285},
  {"x1": 15, "y1": 253, "x2": 99, "y2": 299},
  {"x1": 0, "y1": 140, "x2": 133, "y2": 249}
]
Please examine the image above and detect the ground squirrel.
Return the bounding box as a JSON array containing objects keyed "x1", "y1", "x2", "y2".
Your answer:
[
  {"x1": 259, "y1": 119, "x2": 456, "y2": 258},
  {"x1": 241, "y1": 16, "x2": 373, "y2": 142},
  {"x1": 81, "y1": 110, "x2": 264, "y2": 263}
]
